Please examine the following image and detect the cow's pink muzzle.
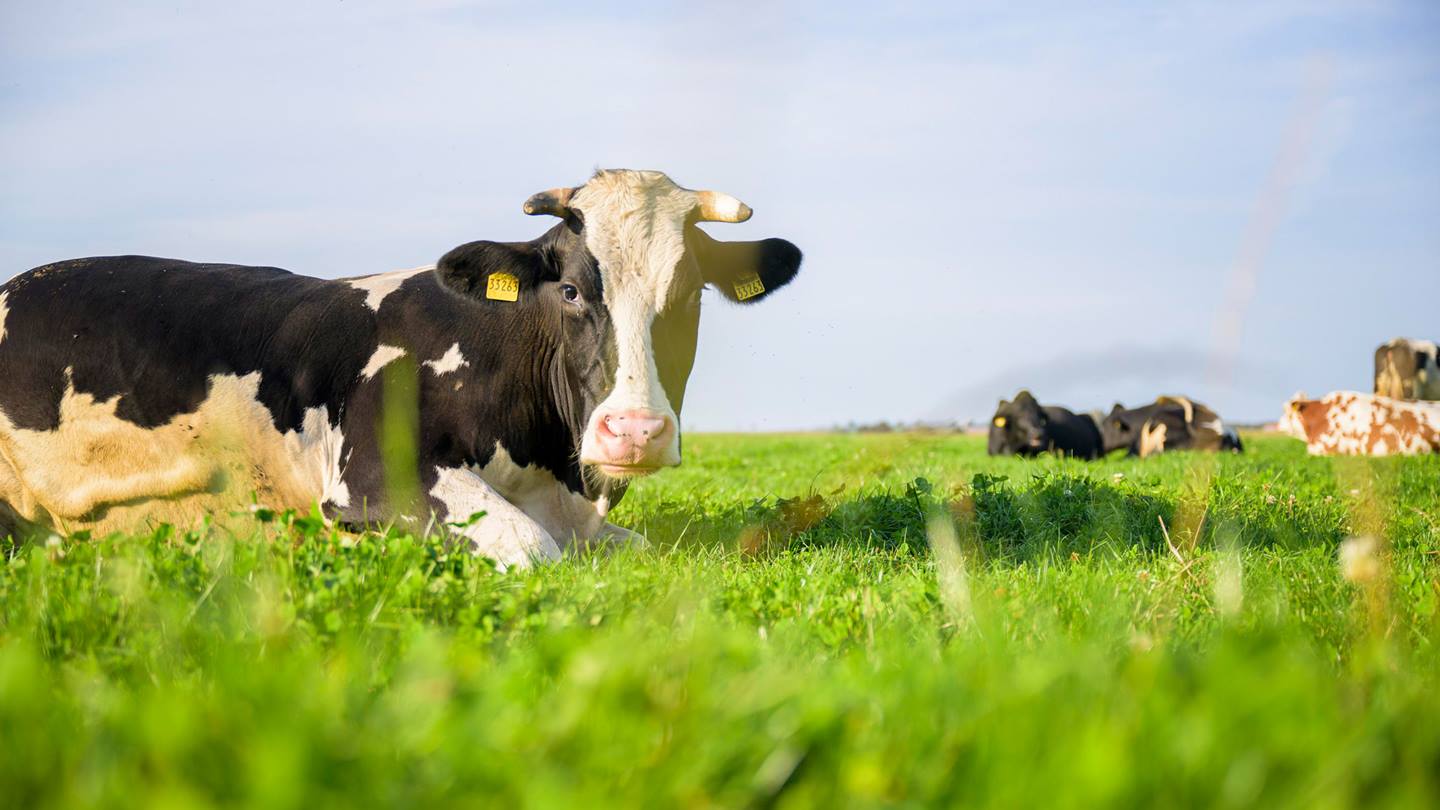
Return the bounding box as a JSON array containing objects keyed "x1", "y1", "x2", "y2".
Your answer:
[{"x1": 587, "y1": 410, "x2": 675, "y2": 475}]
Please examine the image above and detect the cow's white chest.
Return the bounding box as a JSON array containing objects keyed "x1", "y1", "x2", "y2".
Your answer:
[{"x1": 473, "y1": 443, "x2": 607, "y2": 544}]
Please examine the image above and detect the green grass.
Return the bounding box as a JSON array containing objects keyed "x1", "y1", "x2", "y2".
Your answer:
[{"x1": 3, "y1": 433, "x2": 1439, "y2": 808}]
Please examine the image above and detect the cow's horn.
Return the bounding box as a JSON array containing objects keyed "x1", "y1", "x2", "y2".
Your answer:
[
  {"x1": 693, "y1": 190, "x2": 753, "y2": 223},
  {"x1": 523, "y1": 187, "x2": 576, "y2": 217}
]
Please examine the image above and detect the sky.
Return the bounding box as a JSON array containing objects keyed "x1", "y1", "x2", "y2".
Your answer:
[{"x1": 2, "y1": 1, "x2": 1437, "y2": 431}]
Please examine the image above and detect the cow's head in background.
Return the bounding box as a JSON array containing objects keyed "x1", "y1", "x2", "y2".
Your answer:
[
  {"x1": 436, "y1": 169, "x2": 802, "y2": 483},
  {"x1": 1277, "y1": 392, "x2": 1315, "y2": 441},
  {"x1": 988, "y1": 390, "x2": 1050, "y2": 456},
  {"x1": 1102, "y1": 403, "x2": 1140, "y2": 454}
]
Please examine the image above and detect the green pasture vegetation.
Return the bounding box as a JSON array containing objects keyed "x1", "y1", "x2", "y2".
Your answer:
[{"x1": 2, "y1": 433, "x2": 1438, "y2": 807}]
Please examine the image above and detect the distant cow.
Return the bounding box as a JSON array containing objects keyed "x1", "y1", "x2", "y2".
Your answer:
[
  {"x1": 1101, "y1": 396, "x2": 1243, "y2": 457},
  {"x1": 1278, "y1": 391, "x2": 1440, "y2": 456},
  {"x1": 1374, "y1": 338, "x2": 1440, "y2": 401},
  {"x1": 988, "y1": 391, "x2": 1103, "y2": 459},
  {"x1": 0, "y1": 169, "x2": 804, "y2": 568}
]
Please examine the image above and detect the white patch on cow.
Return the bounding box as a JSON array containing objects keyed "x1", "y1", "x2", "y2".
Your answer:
[
  {"x1": 423, "y1": 342, "x2": 469, "y2": 375},
  {"x1": 0, "y1": 290, "x2": 9, "y2": 347},
  {"x1": 0, "y1": 371, "x2": 352, "y2": 534},
  {"x1": 427, "y1": 442, "x2": 639, "y2": 570},
  {"x1": 570, "y1": 170, "x2": 709, "y2": 470},
  {"x1": 428, "y1": 465, "x2": 561, "y2": 571},
  {"x1": 473, "y1": 442, "x2": 615, "y2": 548},
  {"x1": 361, "y1": 344, "x2": 406, "y2": 379},
  {"x1": 344, "y1": 265, "x2": 433, "y2": 311},
  {"x1": 1138, "y1": 420, "x2": 1168, "y2": 458}
]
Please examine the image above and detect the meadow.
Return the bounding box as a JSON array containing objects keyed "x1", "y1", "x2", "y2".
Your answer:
[{"x1": 2, "y1": 432, "x2": 1438, "y2": 808}]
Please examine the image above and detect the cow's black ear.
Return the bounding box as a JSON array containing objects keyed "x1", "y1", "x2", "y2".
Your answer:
[
  {"x1": 435, "y1": 241, "x2": 543, "y2": 300},
  {"x1": 689, "y1": 227, "x2": 802, "y2": 304}
]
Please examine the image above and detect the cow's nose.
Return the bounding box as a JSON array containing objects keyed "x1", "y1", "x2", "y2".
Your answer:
[{"x1": 592, "y1": 410, "x2": 674, "y2": 468}]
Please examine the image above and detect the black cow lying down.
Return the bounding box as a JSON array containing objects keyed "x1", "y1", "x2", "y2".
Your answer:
[
  {"x1": 987, "y1": 391, "x2": 1104, "y2": 459},
  {"x1": 0, "y1": 169, "x2": 803, "y2": 569},
  {"x1": 1100, "y1": 396, "x2": 1243, "y2": 457}
]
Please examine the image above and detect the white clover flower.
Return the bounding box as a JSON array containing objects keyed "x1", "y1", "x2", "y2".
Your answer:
[{"x1": 1339, "y1": 536, "x2": 1381, "y2": 584}]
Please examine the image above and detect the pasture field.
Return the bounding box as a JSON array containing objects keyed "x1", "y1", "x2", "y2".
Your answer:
[{"x1": 3, "y1": 432, "x2": 1439, "y2": 808}]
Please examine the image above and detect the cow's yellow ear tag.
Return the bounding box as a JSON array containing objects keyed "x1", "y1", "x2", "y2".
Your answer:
[
  {"x1": 733, "y1": 272, "x2": 765, "y2": 301},
  {"x1": 486, "y1": 272, "x2": 520, "y2": 302},
  {"x1": 994, "y1": 416, "x2": 1007, "y2": 427}
]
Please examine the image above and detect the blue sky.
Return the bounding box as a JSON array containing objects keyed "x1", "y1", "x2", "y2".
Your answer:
[{"x1": 3, "y1": 1, "x2": 1437, "y2": 430}]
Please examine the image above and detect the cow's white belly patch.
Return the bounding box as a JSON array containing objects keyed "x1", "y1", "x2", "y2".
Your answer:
[{"x1": 0, "y1": 371, "x2": 348, "y2": 534}]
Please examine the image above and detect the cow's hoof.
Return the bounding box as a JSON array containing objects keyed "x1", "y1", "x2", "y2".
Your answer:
[{"x1": 598, "y1": 522, "x2": 648, "y2": 549}]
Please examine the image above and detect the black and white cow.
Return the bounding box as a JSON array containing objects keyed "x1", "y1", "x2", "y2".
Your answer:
[
  {"x1": 1100, "y1": 396, "x2": 1242, "y2": 457},
  {"x1": 987, "y1": 391, "x2": 1104, "y2": 459},
  {"x1": 0, "y1": 169, "x2": 802, "y2": 568},
  {"x1": 1374, "y1": 337, "x2": 1440, "y2": 401}
]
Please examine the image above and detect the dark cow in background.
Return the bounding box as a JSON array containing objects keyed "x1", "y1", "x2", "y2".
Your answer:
[
  {"x1": 0, "y1": 169, "x2": 803, "y2": 568},
  {"x1": 1374, "y1": 337, "x2": 1440, "y2": 401},
  {"x1": 988, "y1": 390, "x2": 1103, "y2": 459},
  {"x1": 1101, "y1": 396, "x2": 1242, "y2": 457}
]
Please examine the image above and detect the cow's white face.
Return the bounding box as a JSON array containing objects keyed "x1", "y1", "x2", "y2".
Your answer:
[
  {"x1": 517, "y1": 169, "x2": 797, "y2": 481},
  {"x1": 571, "y1": 171, "x2": 698, "y2": 474},
  {"x1": 1276, "y1": 393, "x2": 1309, "y2": 439},
  {"x1": 518, "y1": 167, "x2": 806, "y2": 475}
]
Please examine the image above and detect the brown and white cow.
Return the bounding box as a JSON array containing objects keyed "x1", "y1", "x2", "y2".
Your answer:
[
  {"x1": 1278, "y1": 391, "x2": 1440, "y2": 456},
  {"x1": 1374, "y1": 337, "x2": 1440, "y2": 401}
]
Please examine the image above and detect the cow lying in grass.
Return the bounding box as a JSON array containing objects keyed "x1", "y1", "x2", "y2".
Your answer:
[
  {"x1": 1101, "y1": 396, "x2": 1243, "y2": 457},
  {"x1": 987, "y1": 391, "x2": 1103, "y2": 459},
  {"x1": 1278, "y1": 391, "x2": 1440, "y2": 456},
  {"x1": 0, "y1": 169, "x2": 803, "y2": 568}
]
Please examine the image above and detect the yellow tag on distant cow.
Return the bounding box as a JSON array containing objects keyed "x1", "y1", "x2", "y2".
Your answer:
[
  {"x1": 994, "y1": 417, "x2": 1007, "y2": 427},
  {"x1": 486, "y1": 272, "x2": 519, "y2": 302},
  {"x1": 733, "y1": 272, "x2": 765, "y2": 301}
]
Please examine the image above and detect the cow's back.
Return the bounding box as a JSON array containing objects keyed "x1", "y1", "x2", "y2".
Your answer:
[{"x1": 0, "y1": 257, "x2": 374, "y2": 533}]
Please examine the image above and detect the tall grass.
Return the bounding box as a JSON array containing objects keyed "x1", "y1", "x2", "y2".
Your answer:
[{"x1": 2, "y1": 434, "x2": 1438, "y2": 807}]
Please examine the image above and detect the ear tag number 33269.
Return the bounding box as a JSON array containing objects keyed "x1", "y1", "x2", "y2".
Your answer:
[
  {"x1": 733, "y1": 272, "x2": 765, "y2": 301},
  {"x1": 486, "y1": 272, "x2": 520, "y2": 302}
]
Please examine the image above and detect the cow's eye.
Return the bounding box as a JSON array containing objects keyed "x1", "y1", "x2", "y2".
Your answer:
[{"x1": 560, "y1": 283, "x2": 581, "y2": 304}]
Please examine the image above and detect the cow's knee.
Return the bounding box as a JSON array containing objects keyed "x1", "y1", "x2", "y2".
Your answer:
[{"x1": 460, "y1": 513, "x2": 561, "y2": 571}]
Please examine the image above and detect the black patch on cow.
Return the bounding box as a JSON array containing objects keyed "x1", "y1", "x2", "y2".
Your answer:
[{"x1": 0, "y1": 257, "x2": 373, "y2": 433}]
